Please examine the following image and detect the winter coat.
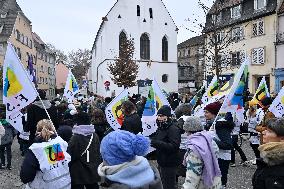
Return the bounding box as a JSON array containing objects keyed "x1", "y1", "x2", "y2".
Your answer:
[
  {"x1": 98, "y1": 156, "x2": 163, "y2": 189},
  {"x1": 150, "y1": 121, "x2": 181, "y2": 167},
  {"x1": 67, "y1": 125, "x2": 102, "y2": 185},
  {"x1": 57, "y1": 125, "x2": 73, "y2": 143},
  {"x1": 0, "y1": 119, "x2": 16, "y2": 146},
  {"x1": 26, "y1": 100, "x2": 59, "y2": 142},
  {"x1": 93, "y1": 122, "x2": 108, "y2": 142},
  {"x1": 183, "y1": 141, "x2": 222, "y2": 189},
  {"x1": 252, "y1": 142, "x2": 284, "y2": 189},
  {"x1": 121, "y1": 113, "x2": 143, "y2": 134}
]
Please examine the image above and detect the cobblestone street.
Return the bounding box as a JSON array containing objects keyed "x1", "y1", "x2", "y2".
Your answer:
[{"x1": 0, "y1": 138, "x2": 256, "y2": 189}]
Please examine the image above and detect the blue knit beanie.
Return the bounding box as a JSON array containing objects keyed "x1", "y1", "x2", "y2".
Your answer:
[{"x1": 100, "y1": 130, "x2": 150, "y2": 166}]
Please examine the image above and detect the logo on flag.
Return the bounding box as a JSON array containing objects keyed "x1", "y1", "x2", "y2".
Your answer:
[
  {"x1": 4, "y1": 67, "x2": 23, "y2": 97},
  {"x1": 105, "y1": 89, "x2": 128, "y2": 130}
]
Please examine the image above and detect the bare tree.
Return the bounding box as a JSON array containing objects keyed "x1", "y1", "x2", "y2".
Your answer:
[
  {"x1": 184, "y1": 0, "x2": 246, "y2": 84},
  {"x1": 108, "y1": 37, "x2": 139, "y2": 88},
  {"x1": 67, "y1": 49, "x2": 91, "y2": 85},
  {"x1": 46, "y1": 43, "x2": 68, "y2": 64}
]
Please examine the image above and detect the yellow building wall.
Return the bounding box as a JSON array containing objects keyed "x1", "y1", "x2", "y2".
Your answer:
[{"x1": 205, "y1": 14, "x2": 277, "y2": 94}]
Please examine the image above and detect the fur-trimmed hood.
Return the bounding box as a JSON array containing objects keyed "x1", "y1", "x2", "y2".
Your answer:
[{"x1": 259, "y1": 142, "x2": 284, "y2": 166}]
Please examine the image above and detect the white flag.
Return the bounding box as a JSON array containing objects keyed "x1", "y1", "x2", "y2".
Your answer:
[
  {"x1": 105, "y1": 89, "x2": 128, "y2": 130},
  {"x1": 6, "y1": 111, "x2": 23, "y2": 132},
  {"x1": 269, "y1": 86, "x2": 284, "y2": 118},
  {"x1": 3, "y1": 43, "x2": 37, "y2": 131},
  {"x1": 63, "y1": 70, "x2": 79, "y2": 101},
  {"x1": 201, "y1": 76, "x2": 219, "y2": 104}
]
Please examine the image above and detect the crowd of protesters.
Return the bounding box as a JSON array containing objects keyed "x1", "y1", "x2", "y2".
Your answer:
[{"x1": 0, "y1": 89, "x2": 283, "y2": 189}]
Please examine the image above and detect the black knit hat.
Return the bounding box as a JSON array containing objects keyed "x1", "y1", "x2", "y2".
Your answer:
[{"x1": 157, "y1": 105, "x2": 172, "y2": 117}]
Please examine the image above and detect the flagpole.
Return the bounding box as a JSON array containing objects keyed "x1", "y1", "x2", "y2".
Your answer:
[{"x1": 8, "y1": 43, "x2": 58, "y2": 135}]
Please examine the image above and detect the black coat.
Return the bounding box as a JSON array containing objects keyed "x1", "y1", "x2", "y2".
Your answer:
[
  {"x1": 57, "y1": 125, "x2": 73, "y2": 143},
  {"x1": 214, "y1": 120, "x2": 234, "y2": 150},
  {"x1": 150, "y1": 122, "x2": 181, "y2": 167},
  {"x1": 121, "y1": 113, "x2": 143, "y2": 134},
  {"x1": 67, "y1": 133, "x2": 102, "y2": 185},
  {"x1": 26, "y1": 101, "x2": 59, "y2": 142},
  {"x1": 252, "y1": 159, "x2": 284, "y2": 189}
]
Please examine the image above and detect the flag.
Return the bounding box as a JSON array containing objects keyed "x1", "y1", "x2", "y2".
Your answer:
[
  {"x1": 190, "y1": 86, "x2": 205, "y2": 107},
  {"x1": 250, "y1": 76, "x2": 270, "y2": 107},
  {"x1": 218, "y1": 76, "x2": 234, "y2": 97},
  {"x1": 201, "y1": 76, "x2": 219, "y2": 104},
  {"x1": 141, "y1": 78, "x2": 173, "y2": 136},
  {"x1": 105, "y1": 89, "x2": 128, "y2": 130},
  {"x1": 3, "y1": 43, "x2": 37, "y2": 131},
  {"x1": 27, "y1": 55, "x2": 36, "y2": 84},
  {"x1": 219, "y1": 58, "x2": 249, "y2": 123},
  {"x1": 269, "y1": 86, "x2": 284, "y2": 118},
  {"x1": 63, "y1": 70, "x2": 79, "y2": 101}
]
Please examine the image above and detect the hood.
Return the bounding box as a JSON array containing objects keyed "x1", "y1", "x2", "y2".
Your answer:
[
  {"x1": 72, "y1": 125, "x2": 95, "y2": 136},
  {"x1": 33, "y1": 100, "x2": 52, "y2": 109},
  {"x1": 259, "y1": 142, "x2": 284, "y2": 166},
  {"x1": 98, "y1": 156, "x2": 155, "y2": 188}
]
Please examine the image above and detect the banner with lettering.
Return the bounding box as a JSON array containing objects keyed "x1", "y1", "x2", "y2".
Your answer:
[
  {"x1": 269, "y1": 86, "x2": 284, "y2": 118},
  {"x1": 3, "y1": 43, "x2": 37, "y2": 131}
]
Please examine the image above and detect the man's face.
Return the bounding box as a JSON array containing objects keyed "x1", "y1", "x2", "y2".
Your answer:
[{"x1": 157, "y1": 114, "x2": 167, "y2": 122}]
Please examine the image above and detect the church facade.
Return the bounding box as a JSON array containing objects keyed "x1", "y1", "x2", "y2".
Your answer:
[{"x1": 90, "y1": 0, "x2": 178, "y2": 96}]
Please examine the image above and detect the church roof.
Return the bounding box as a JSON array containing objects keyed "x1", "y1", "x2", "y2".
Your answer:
[{"x1": 91, "y1": 0, "x2": 178, "y2": 53}]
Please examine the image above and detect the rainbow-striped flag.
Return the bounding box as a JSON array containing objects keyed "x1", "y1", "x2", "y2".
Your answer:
[{"x1": 250, "y1": 76, "x2": 270, "y2": 107}]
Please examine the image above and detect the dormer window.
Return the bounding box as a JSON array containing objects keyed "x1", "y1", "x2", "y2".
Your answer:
[
  {"x1": 149, "y1": 8, "x2": 153, "y2": 19},
  {"x1": 212, "y1": 12, "x2": 222, "y2": 24},
  {"x1": 231, "y1": 5, "x2": 241, "y2": 19},
  {"x1": 254, "y1": 0, "x2": 266, "y2": 10},
  {"x1": 137, "y1": 5, "x2": 140, "y2": 16}
]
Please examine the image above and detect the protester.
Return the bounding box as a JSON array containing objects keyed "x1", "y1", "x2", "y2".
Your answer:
[
  {"x1": 90, "y1": 108, "x2": 108, "y2": 142},
  {"x1": 68, "y1": 111, "x2": 101, "y2": 189},
  {"x1": 121, "y1": 100, "x2": 143, "y2": 134},
  {"x1": 20, "y1": 119, "x2": 71, "y2": 188},
  {"x1": 137, "y1": 96, "x2": 147, "y2": 118},
  {"x1": 175, "y1": 103, "x2": 192, "y2": 179},
  {"x1": 204, "y1": 101, "x2": 222, "y2": 130},
  {"x1": 182, "y1": 116, "x2": 222, "y2": 189},
  {"x1": 230, "y1": 114, "x2": 247, "y2": 167},
  {"x1": 98, "y1": 130, "x2": 163, "y2": 188},
  {"x1": 57, "y1": 118, "x2": 73, "y2": 143},
  {"x1": 150, "y1": 105, "x2": 181, "y2": 189},
  {"x1": 214, "y1": 116, "x2": 234, "y2": 188},
  {"x1": 252, "y1": 118, "x2": 284, "y2": 189},
  {"x1": 0, "y1": 104, "x2": 17, "y2": 170},
  {"x1": 26, "y1": 89, "x2": 59, "y2": 144}
]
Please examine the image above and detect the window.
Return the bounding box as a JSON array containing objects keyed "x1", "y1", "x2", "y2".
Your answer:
[
  {"x1": 212, "y1": 12, "x2": 222, "y2": 24},
  {"x1": 16, "y1": 30, "x2": 20, "y2": 40},
  {"x1": 140, "y1": 33, "x2": 150, "y2": 60},
  {"x1": 231, "y1": 5, "x2": 241, "y2": 19},
  {"x1": 119, "y1": 31, "x2": 127, "y2": 57},
  {"x1": 252, "y1": 20, "x2": 264, "y2": 36},
  {"x1": 231, "y1": 52, "x2": 241, "y2": 66},
  {"x1": 162, "y1": 74, "x2": 168, "y2": 83},
  {"x1": 17, "y1": 47, "x2": 21, "y2": 60},
  {"x1": 198, "y1": 46, "x2": 204, "y2": 55},
  {"x1": 252, "y1": 47, "x2": 265, "y2": 64},
  {"x1": 178, "y1": 50, "x2": 181, "y2": 57},
  {"x1": 137, "y1": 5, "x2": 140, "y2": 16},
  {"x1": 180, "y1": 68, "x2": 185, "y2": 77},
  {"x1": 254, "y1": 0, "x2": 266, "y2": 10},
  {"x1": 232, "y1": 26, "x2": 244, "y2": 41},
  {"x1": 149, "y1": 8, "x2": 153, "y2": 19},
  {"x1": 20, "y1": 34, "x2": 24, "y2": 43},
  {"x1": 29, "y1": 39, "x2": 33, "y2": 48},
  {"x1": 162, "y1": 36, "x2": 168, "y2": 61},
  {"x1": 216, "y1": 31, "x2": 225, "y2": 43}
]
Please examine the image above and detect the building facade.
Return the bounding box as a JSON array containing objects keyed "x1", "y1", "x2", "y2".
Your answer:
[
  {"x1": 32, "y1": 33, "x2": 56, "y2": 99},
  {"x1": 177, "y1": 35, "x2": 205, "y2": 93},
  {"x1": 90, "y1": 0, "x2": 178, "y2": 96},
  {"x1": 276, "y1": 1, "x2": 284, "y2": 93},
  {"x1": 55, "y1": 62, "x2": 69, "y2": 91},
  {"x1": 204, "y1": 0, "x2": 278, "y2": 93}
]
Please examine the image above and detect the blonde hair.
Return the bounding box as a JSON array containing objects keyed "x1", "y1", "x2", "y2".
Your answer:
[{"x1": 36, "y1": 119, "x2": 56, "y2": 141}]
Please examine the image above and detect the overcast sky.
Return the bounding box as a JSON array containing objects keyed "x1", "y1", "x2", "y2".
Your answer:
[{"x1": 17, "y1": 0, "x2": 213, "y2": 53}]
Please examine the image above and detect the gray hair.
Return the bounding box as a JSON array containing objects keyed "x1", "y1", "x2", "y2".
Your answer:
[
  {"x1": 266, "y1": 118, "x2": 284, "y2": 137},
  {"x1": 175, "y1": 103, "x2": 192, "y2": 119}
]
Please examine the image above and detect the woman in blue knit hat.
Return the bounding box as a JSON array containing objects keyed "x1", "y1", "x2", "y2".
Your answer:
[{"x1": 98, "y1": 130, "x2": 162, "y2": 189}]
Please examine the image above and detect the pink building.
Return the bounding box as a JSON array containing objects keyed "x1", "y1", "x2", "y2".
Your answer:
[{"x1": 56, "y1": 63, "x2": 69, "y2": 90}]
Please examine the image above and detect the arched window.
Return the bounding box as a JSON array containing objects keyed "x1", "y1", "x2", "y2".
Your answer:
[
  {"x1": 137, "y1": 5, "x2": 140, "y2": 16},
  {"x1": 149, "y1": 8, "x2": 153, "y2": 18},
  {"x1": 162, "y1": 36, "x2": 168, "y2": 61},
  {"x1": 119, "y1": 31, "x2": 127, "y2": 57},
  {"x1": 162, "y1": 74, "x2": 168, "y2": 83},
  {"x1": 140, "y1": 33, "x2": 150, "y2": 60}
]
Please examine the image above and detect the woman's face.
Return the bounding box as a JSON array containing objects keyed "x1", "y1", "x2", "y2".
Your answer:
[
  {"x1": 262, "y1": 128, "x2": 282, "y2": 144},
  {"x1": 204, "y1": 110, "x2": 215, "y2": 120}
]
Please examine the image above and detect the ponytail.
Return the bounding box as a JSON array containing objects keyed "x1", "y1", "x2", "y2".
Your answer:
[{"x1": 36, "y1": 119, "x2": 56, "y2": 141}]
